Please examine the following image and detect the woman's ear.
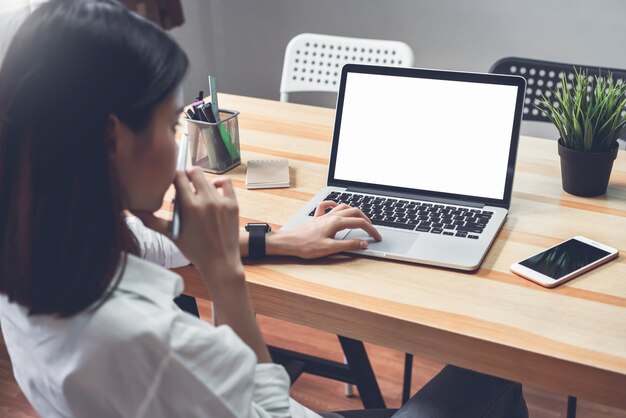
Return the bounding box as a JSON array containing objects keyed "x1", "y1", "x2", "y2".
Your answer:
[{"x1": 106, "y1": 114, "x2": 135, "y2": 160}]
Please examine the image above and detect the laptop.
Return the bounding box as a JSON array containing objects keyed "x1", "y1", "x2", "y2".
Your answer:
[{"x1": 282, "y1": 64, "x2": 526, "y2": 271}]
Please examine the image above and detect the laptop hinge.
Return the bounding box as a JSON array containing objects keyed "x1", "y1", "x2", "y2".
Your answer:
[{"x1": 345, "y1": 186, "x2": 485, "y2": 208}]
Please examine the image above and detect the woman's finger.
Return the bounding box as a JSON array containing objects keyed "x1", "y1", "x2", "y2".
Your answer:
[
  {"x1": 186, "y1": 167, "x2": 215, "y2": 198},
  {"x1": 332, "y1": 207, "x2": 372, "y2": 223},
  {"x1": 334, "y1": 217, "x2": 382, "y2": 241},
  {"x1": 314, "y1": 200, "x2": 338, "y2": 217},
  {"x1": 173, "y1": 171, "x2": 194, "y2": 206},
  {"x1": 212, "y1": 177, "x2": 237, "y2": 201},
  {"x1": 324, "y1": 238, "x2": 369, "y2": 253},
  {"x1": 133, "y1": 211, "x2": 171, "y2": 237},
  {"x1": 328, "y1": 203, "x2": 351, "y2": 213}
]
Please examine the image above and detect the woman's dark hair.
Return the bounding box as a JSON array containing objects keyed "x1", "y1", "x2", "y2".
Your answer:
[{"x1": 0, "y1": 0, "x2": 188, "y2": 316}]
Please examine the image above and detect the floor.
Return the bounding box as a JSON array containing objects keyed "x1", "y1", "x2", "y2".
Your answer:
[{"x1": 0, "y1": 299, "x2": 624, "y2": 417}]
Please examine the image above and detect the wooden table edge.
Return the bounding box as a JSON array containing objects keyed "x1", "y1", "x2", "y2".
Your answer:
[{"x1": 176, "y1": 264, "x2": 626, "y2": 410}]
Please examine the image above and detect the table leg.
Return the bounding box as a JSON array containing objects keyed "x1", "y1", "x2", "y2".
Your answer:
[
  {"x1": 567, "y1": 396, "x2": 577, "y2": 418},
  {"x1": 402, "y1": 353, "x2": 413, "y2": 404},
  {"x1": 338, "y1": 336, "x2": 386, "y2": 409}
]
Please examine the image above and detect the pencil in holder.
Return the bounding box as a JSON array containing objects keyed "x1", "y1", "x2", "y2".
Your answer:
[{"x1": 186, "y1": 109, "x2": 241, "y2": 174}]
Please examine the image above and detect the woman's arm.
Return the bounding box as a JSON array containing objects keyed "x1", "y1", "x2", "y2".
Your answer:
[
  {"x1": 240, "y1": 201, "x2": 381, "y2": 259},
  {"x1": 129, "y1": 200, "x2": 381, "y2": 264}
]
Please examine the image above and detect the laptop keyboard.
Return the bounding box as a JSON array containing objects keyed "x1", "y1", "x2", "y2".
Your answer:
[{"x1": 307, "y1": 191, "x2": 493, "y2": 239}]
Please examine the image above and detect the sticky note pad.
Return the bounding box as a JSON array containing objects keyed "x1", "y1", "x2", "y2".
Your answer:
[{"x1": 246, "y1": 159, "x2": 290, "y2": 189}]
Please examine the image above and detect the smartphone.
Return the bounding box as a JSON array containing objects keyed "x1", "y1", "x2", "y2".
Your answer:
[
  {"x1": 510, "y1": 236, "x2": 618, "y2": 288},
  {"x1": 169, "y1": 132, "x2": 189, "y2": 240}
]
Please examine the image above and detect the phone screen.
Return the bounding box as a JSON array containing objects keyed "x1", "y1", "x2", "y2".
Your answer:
[{"x1": 519, "y1": 238, "x2": 611, "y2": 280}]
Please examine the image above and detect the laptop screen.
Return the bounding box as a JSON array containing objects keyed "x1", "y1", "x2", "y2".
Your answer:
[{"x1": 330, "y1": 67, "x2": 524, "y2": 205}]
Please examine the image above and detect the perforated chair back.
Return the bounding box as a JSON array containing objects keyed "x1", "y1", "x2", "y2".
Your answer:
[
  {"x1": 490, "y1": 57, "x2": 626, "y2": 122},
  {"x1": 280, "y1": 33, "x2": 414, "y2": 102}
]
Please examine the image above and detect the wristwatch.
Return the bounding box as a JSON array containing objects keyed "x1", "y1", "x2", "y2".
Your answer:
[{"x1": 245, "y1": 223, "x2": 272, "y2": 259}]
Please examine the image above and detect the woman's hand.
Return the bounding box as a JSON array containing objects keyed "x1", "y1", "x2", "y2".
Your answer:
[
  {"x1": 135, "y1": 168, "x2": 243, "y2": 287},
  {"x1": 266, "y1": 201, "x2": 382, "y2": 259}
]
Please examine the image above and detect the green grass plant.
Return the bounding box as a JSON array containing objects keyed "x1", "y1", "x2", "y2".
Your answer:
[{"x1": 536, "y1": 69, "x2": 626, "y2": 152}]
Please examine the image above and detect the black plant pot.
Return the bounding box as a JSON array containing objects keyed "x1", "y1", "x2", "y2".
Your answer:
[{"x1": 557, "y1": 142, "x2": 619, "y2": 197}]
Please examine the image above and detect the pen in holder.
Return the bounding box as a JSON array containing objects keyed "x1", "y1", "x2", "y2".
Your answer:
[{"x1": 185, "y1": 109, "x2": 241, "y2": 174}]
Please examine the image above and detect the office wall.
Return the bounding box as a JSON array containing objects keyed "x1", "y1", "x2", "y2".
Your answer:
[
  {"x1": 168, "y1": 0, "x2": 213, "y2": 103},
  {"x1": 172, "y1": 0, "x2": 626, "y2": 107},
  {"x1": 170, "y1": 0, "x2": 626, "y2": 141},
  {"x1": 2, "y1": 0, "x2": 623, "y2": 140}
]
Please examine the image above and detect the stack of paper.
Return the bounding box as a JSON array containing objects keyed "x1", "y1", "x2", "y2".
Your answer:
[{"x1": 245, "y1": 159, "x2": 290, "y2": 189}]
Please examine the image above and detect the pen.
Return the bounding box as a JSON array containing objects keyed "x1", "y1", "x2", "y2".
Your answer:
[
  {"x1": 200, "y1": 105, "x2": 214, "y2": 124},
  {"x1": 195, "y1": 103, "x2": 208, "y2": 122}
]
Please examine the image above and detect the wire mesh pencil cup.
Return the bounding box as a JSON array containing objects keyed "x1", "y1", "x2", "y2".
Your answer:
[{"x1": 186, "y1": 109, "x2": 241, "y2": 174}]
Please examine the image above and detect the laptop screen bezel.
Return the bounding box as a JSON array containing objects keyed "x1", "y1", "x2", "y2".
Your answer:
[{"x1": 326, "y1": 64, "x2": 526, "y2": 209}]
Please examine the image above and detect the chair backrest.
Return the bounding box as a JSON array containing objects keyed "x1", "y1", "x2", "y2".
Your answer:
[
  {"x1": 490, "y1": 57, "x2": 626, "y2": 123},
  {"x1": 280, "y1": 33, "x2": 414, "y2": 102}
]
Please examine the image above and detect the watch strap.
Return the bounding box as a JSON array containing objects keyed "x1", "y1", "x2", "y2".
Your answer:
[{"x1": 248, "y1": 226, "x2": 267, "y2": 259}]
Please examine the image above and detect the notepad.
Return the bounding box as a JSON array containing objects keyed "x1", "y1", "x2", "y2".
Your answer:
[{"x1": 246, "y1": 159, "x2": 290, "y2": 189}]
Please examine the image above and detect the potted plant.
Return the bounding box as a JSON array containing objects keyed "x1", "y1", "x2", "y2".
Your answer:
[{"x1": 536, "y1": 69, "x2": 626, "y2": 197}]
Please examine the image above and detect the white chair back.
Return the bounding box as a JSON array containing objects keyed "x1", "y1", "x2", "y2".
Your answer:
[{"x1": 280, "y1": 33, "x2": 414, "y2": 102}]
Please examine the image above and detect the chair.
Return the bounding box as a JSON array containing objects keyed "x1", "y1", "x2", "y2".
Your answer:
[
  {"x1": 280, "y1": 33, "x2": 414, "y2": 102},
  {"x1": 276, "y1": 33, "x2": 416, "y2": 406},
  {"x1": 490, "y1": 57, "x2": 626, "y2": 150}
]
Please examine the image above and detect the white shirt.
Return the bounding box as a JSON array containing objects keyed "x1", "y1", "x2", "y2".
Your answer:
[
  {"x1": 123, "y1": 216, "x2": 320, "y2": 417},
  {"x1": 0, "y1": 252, "x2": 321, "y2": 417},
  {"x1": 125, "y1": 215, "x2": 189, "y2": 268}
]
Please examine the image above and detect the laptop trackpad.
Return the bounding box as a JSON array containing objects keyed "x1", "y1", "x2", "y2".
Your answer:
[{"x1": 343, "y1": 228, "x2": 418, "y2": 254}]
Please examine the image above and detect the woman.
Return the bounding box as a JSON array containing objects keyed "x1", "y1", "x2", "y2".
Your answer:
[
  {"x1": 0, "y1": 0, "x2": 377, "y2": 416},
  {"x1": 0, "y1": 1, "x2": 528, "y2": 417}
]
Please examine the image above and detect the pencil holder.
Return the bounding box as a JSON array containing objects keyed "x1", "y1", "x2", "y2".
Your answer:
[{"x1": 186, "y1": 109, "x2": 241, "y2": 174}]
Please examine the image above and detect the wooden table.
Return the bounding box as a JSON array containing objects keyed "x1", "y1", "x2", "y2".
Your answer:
[{"x1": 174, "y1": 94, "x2": 626, "y2": 410}]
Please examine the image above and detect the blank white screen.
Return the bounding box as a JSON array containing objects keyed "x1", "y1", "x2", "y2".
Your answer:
[{"x1": 333, "y1": 72, "x2": 519, "y2": 200}]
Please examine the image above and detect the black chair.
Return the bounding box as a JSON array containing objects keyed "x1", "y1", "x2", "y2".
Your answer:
[
  {"x1": 490, "y1": 57, "x2": 626, "y2": 149},
  {"x1": 321, "y1": 365, "x2": 528, "y2": 418}
]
